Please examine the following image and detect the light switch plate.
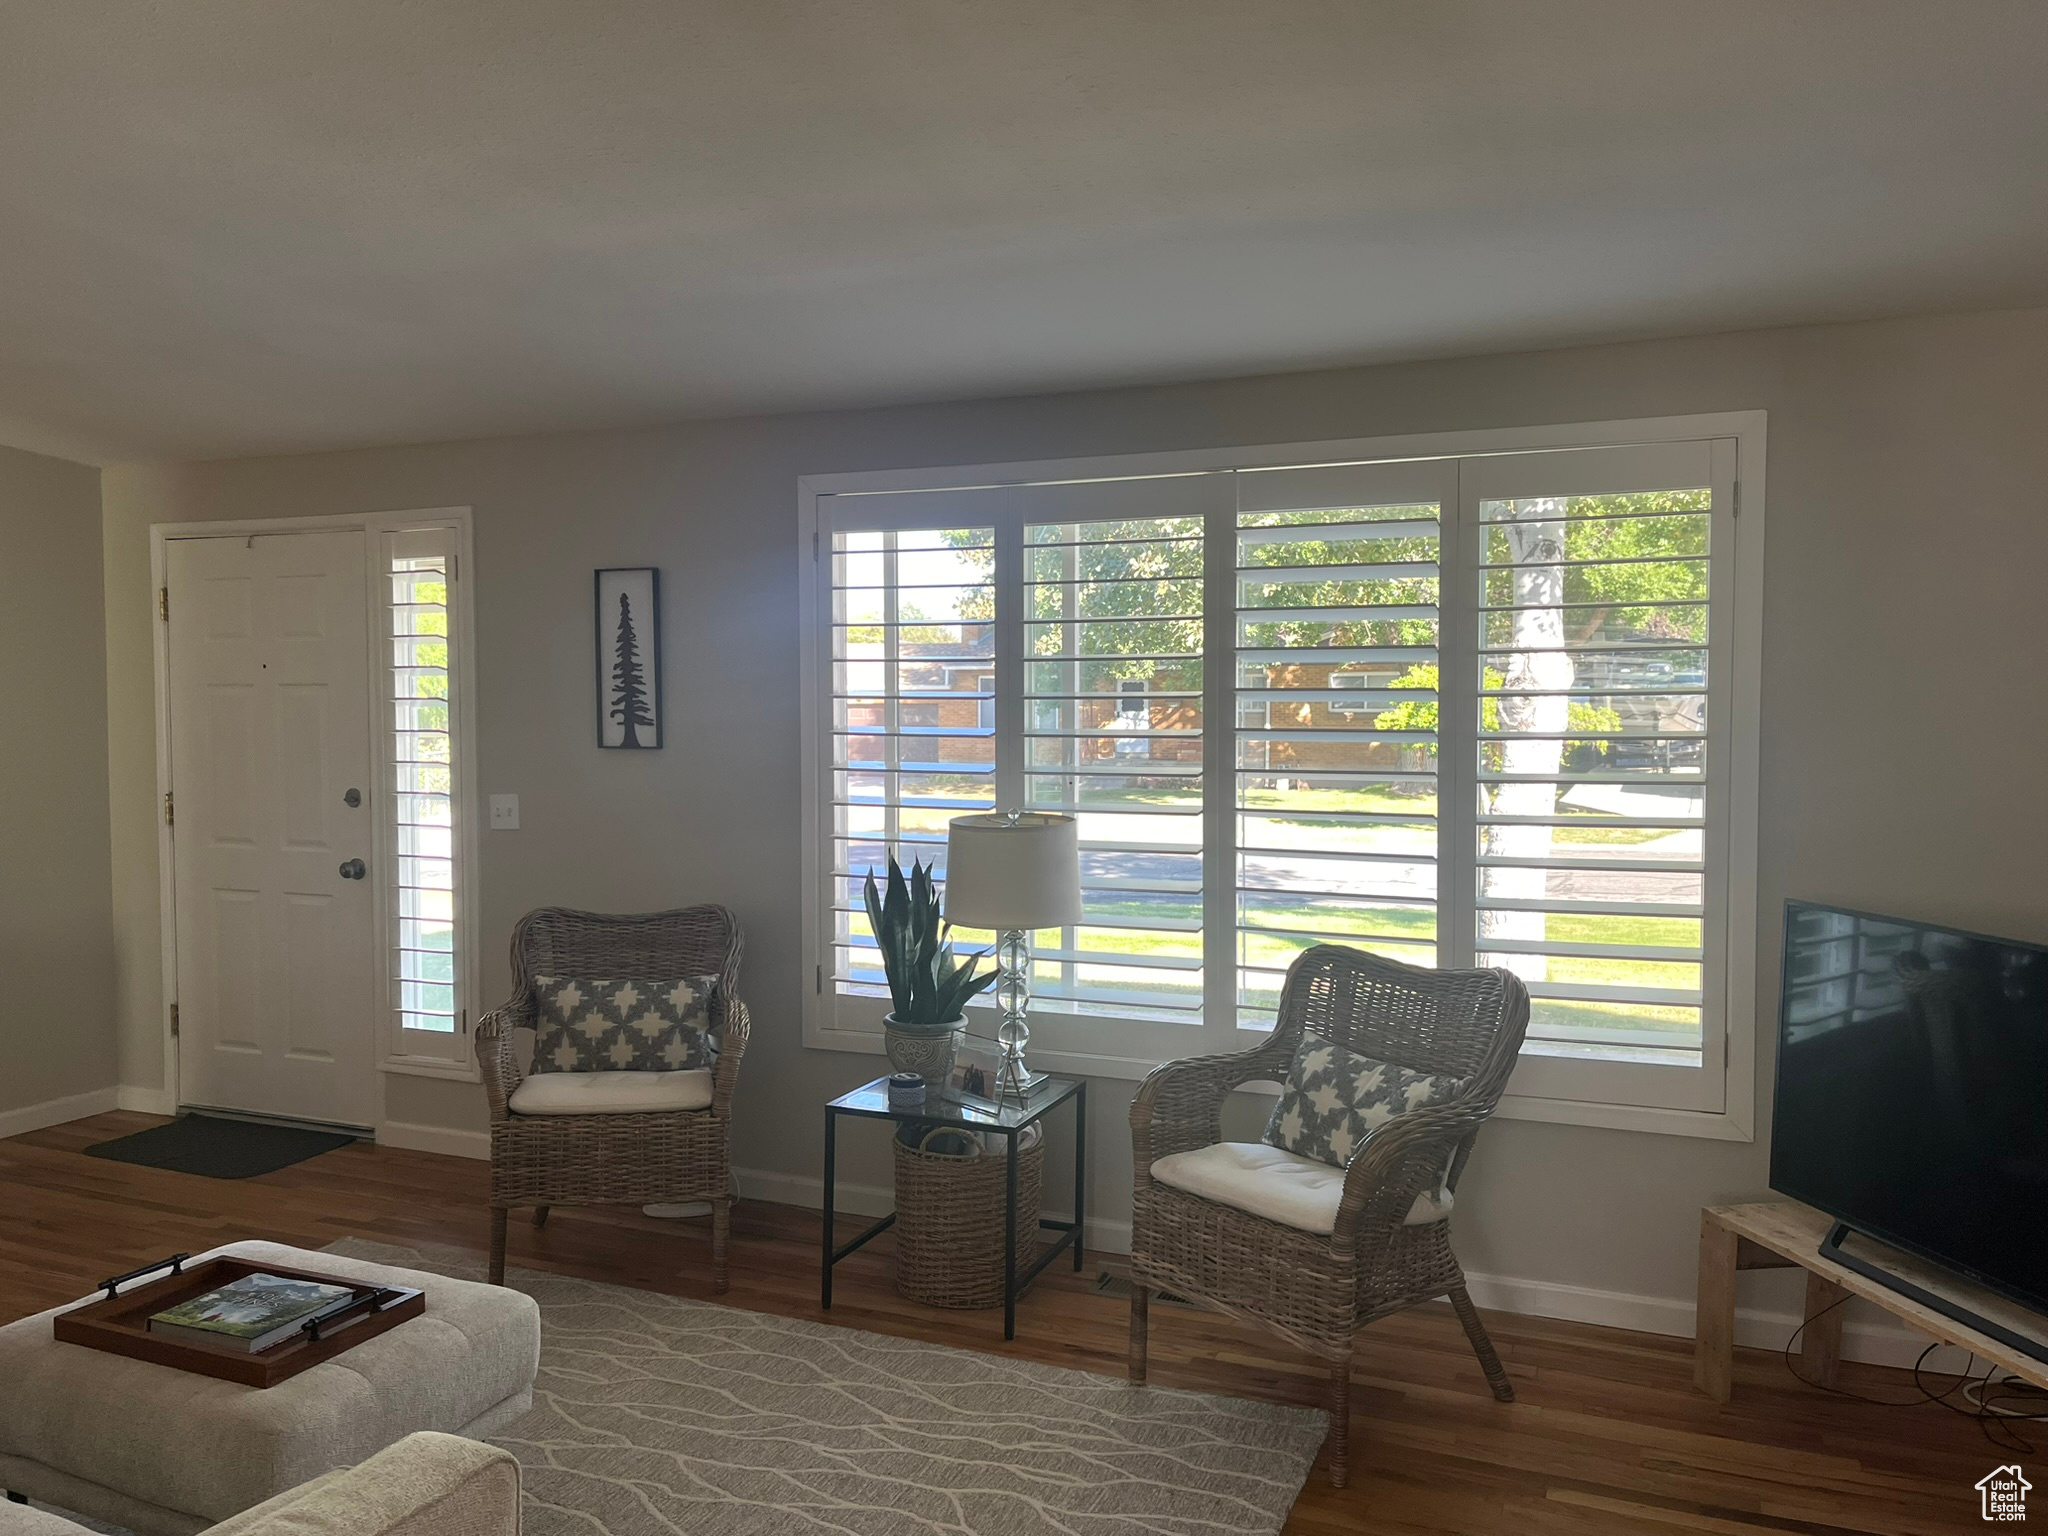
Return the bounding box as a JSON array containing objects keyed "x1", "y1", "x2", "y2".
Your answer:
[{"x1": 488, "y1": 794, "x2": 520, "y2": 830}]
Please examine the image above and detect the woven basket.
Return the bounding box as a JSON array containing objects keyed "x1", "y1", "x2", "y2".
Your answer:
[{"x1": 892, "y1": 1125, "x2": 1044, "y2": 1309}]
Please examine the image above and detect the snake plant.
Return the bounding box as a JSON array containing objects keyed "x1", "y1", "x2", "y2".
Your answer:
[{"x1": 862, "y1": 854, "x2": 996, "y2": 1031}]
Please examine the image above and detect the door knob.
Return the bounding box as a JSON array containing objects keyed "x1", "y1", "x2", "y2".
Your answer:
[{"x1": 339, "y1": 858, "x2": 367, "y2": 880}]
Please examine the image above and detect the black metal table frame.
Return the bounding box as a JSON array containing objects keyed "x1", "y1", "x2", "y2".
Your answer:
[{"x1": 821, "y1": 1078, "x2": 1086, "y2": 1340}]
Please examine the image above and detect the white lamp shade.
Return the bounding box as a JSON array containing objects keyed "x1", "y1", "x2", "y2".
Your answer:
[{"x1": 943, "y1": 812, "x2": 1084, "y2": 930}]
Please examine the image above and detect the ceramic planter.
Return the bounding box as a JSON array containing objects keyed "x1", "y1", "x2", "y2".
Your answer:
[{"x1": 882, "y1": 1014, "x2": 966, "y2": 1085}]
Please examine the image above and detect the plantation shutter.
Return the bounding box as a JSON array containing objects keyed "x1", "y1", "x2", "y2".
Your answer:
[
  {"x1": 385, "y1": 526, "x2": 464, "y2": 1052},
  {"x1": 1458, "y1": 441, "x2": 1733, "y2": 1112},
  {"x1": 1015, "y1": 476, "x2": 1227, "y2": 1026},
  {"x1": 826, "y1": 494, "x2": 1001, "y2": 995},
  {"x1": 1230, "y1": 460, "x2": 1459, "y2": 1027}
]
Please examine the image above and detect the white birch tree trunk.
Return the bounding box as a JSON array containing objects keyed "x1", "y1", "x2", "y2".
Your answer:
[{"x1": 1479, "y1": 499, "x2": 1570, "y2": 981}]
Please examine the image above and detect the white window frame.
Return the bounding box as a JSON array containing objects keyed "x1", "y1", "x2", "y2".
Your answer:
[{"x1": 797, "y1": 413, "x2": 1764, "y2": 1140}]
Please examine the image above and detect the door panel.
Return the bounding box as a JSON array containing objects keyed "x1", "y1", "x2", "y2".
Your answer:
[
  {"x1": 211, "y1": 888, "x2": 261, "y2": 1051},
  {"x1": 167, "y1": 531, "x2": 376, "y2": 1128},
  {"x1": 280, "y1": 684, "x2": 330, "y2": 846}
]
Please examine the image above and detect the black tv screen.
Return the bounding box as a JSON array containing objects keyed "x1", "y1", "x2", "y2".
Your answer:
[{"x1": 1772, "y1": 901, "x2": 2048, "y2": 1315}]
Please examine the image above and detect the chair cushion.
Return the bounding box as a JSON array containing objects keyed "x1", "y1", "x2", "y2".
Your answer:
[
  {"x1": 508, "y1": 1069, "x2": 713, "y2": 1115},
  {"x1": 1261, "y1": 1031, "x2": 1464, "y2": 1167},
  {"x1": 529, "y1": 975, "x2": 716, "y2": 1073},
  {"x1": 1150, "y1": 1141, "x2": 1451, "y2": 1235}
]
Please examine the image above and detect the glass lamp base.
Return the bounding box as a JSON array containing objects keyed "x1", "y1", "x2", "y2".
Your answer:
[{"x1": 993, "y1": 928, "x2": 1049, "y2": 1102}]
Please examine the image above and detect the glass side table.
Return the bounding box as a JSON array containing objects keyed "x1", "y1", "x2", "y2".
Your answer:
[{"x1": 821, "y1": 1074, "x2": 1086, "y2": 1340}]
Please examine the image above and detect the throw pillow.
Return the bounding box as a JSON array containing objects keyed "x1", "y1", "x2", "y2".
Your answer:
[
  {"x1": 1261, "y1": 1032, "x2": 1464, "y2": 1167},
  {"x1": 530, "y1": 975, "x2": 717, "y2": 1074}
]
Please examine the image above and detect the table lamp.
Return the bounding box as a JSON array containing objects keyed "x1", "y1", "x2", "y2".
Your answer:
[{"x1": 943, "y1": 810, "x2": 1083, "y2": 1099}]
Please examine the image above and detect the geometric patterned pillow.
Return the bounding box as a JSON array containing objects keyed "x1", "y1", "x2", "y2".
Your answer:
[
  {"x1": 529, "y1": 976, "x2": 718, "y2": 1074},
  {"x1": 1261, "y1": 1031, "x2": 1464, "y2": 1168}
]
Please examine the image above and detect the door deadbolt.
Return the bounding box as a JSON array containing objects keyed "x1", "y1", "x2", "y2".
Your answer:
[
  {"x1": 339, "y1": 858, "x2": 367, "y2": 880},
  {"x1": 343, "y1": 788, "x2": 361, "y2": 808}
]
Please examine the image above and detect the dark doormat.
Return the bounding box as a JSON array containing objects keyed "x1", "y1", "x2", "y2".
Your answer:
[{"x1": 85, "y1": 1113, "x2": 357, "y2": 1179}]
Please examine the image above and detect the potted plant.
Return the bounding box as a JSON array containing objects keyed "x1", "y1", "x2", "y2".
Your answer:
[{"x1": 863, "y1": 854, "x2": 997, "y2": 1083}]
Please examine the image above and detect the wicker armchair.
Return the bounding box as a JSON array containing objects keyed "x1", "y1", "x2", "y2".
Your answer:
[
  {"x1": 476, "y1": 905, "x2": 750, "y2": 1291},
  {"x1": 1128, "y1": 944, "x2": 1529, "y2": 1487}
]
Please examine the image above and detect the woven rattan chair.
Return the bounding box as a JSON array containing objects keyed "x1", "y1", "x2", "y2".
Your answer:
[
  {"x1": 1128, "y1": 944, "x2": 1530, "y2": 1487},
  {"x1": 476, "y1": 905, "x2": 749, "y2": 1291}
]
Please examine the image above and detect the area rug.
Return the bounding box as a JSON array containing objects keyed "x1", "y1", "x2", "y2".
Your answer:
[{"x1": 328, "y1": 1237, "x2": 1326, "y2": 1536}]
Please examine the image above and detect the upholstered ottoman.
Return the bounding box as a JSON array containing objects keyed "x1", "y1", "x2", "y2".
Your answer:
[{"x1": 0, "y1": 1242, "x2": 539, "y2": 1536}]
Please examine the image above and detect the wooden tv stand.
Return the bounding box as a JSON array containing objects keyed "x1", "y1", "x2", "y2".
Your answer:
[{"x1": 1695, "y1": 1200, "x2": 2048, "y2": 1401}]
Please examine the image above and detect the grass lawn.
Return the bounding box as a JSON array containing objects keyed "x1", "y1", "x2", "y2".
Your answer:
[
  {"x1": 1063, "y1": 782, "x2": 1692, "y2": 852},
  {"x1": 1239, "y1": 783, "x2": 1437, "y2": 817},
  {"x1": 1068, "y1": 895, "x2": 1699, "y2": 1035},
  {"x1": 879, "y1": 781, "x2": 1705, "y2": 1041},
  {"x1": 1551, "y1": 824, "x2": 1675, "y2": 846}
]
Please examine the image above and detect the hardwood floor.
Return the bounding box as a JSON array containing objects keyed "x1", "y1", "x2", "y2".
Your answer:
[{"x1": 1, "y1": 1113, "x2": 2008, "y2": 1534}]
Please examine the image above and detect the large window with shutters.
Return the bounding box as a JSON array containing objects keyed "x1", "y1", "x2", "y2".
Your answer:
[{"x1": 802, "y1": 417, "x2": 1763, "y2": 1131}]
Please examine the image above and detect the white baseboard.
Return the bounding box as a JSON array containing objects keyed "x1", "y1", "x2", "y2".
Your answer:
[
  {"x1": 377, "y1": 1120, "x2": 491, "y2": 1160},
  {"x1": 1461, "y1": 1266, "x2": 1962, "y2": 1372},
  {"x1": 1462, "y1": 1269, "x2": 1696, "y2": 1340},
  {"x1": 0, "y1": 1087, "x2": 120, "y2": 1140},
  {"x1": 116, "y1": 1085, "x2": 178, "y2": 1116}
]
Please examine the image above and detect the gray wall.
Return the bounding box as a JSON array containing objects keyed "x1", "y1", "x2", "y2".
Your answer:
[
  {"x1": 99, "y1": 305, "x2": 2048, "y2": 1311},
  {"x1": 0, "y1": 442, "x2": 116, "y2": 1117}
]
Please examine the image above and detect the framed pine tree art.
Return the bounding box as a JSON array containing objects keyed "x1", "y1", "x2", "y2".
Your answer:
[{"x1": 594, "y1": 567, "x2": 662, "y2": 748}]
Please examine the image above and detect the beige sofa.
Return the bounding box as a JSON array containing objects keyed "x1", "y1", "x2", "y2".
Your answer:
[{"x1": 3, "y1": 1434, "x2": 517, "y2": 1536}]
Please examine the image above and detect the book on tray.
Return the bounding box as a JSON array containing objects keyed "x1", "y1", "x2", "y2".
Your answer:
[{"x1": 147, "y1": 1272, "x2": 359, "y2": 1353}]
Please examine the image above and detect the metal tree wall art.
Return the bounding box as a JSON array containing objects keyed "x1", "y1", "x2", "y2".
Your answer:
[
  {"x1": 610, "y1": 592, "x2": 654, "y2": 745},
  {"x1": 594, "y1": 568, "x2": 662, "y2": 747}
]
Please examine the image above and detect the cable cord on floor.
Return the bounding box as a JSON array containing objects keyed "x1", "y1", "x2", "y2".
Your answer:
[
  {"x1": 1780, "y1": 1293, "x2": 2039, "y2": 1454},
  {"x1": 1963, "y1": 1374, "x2": 2048, "y2": 1421}
]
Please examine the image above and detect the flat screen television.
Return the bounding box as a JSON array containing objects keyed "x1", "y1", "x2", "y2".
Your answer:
[{"x1": 1772, "y1": 900, "x2": 2048, "y2": 1318}]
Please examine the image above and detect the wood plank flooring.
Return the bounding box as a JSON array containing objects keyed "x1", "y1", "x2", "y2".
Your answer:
[{"x1": 1, "y1": 1113, "x2": 2013, "y2": 1534}]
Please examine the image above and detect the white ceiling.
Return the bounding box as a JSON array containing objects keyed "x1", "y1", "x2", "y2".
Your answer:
[{"x1": 3, "y1": 2, "x2": 2045, "y2": 465}]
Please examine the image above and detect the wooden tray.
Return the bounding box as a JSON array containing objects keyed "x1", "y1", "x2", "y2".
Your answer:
[{"x1": 53, "y1": 1254, "x2": 425, "y2": 1387}]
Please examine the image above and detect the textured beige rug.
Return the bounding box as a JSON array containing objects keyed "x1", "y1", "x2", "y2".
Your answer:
[{"x1": 329, "y1": 1238, "x2": 1324, "y2": 1536}]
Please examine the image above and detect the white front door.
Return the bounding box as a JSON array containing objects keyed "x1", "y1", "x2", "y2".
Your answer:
[{"x1": 166, "y1": 531, "x2": 378, "y2": 1128}]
